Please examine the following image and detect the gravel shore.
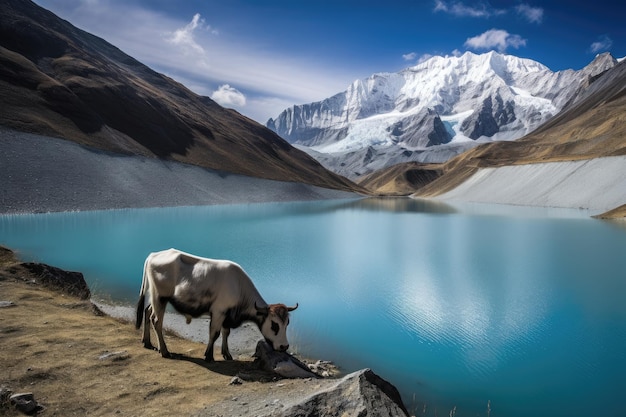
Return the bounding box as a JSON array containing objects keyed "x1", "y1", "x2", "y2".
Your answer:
[
  {"x1": 0, "y1": 128, "x2": 358, "y2": 214},
  {"x1": 433, "y1": 156, "x2": 626, "y2": 215}
]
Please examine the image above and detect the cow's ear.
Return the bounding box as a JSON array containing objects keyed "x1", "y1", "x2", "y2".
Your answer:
[{"x1": 255, "y1": 302, "x2": 269, "y2": 316}]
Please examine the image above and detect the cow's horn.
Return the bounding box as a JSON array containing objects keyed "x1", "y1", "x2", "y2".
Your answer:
[
  {"x1": 287, "y1": 303, "x2": 299, "y2": 312},
  {"x1": 255, "y1": 302, "x2": 269, "y2": 315}
]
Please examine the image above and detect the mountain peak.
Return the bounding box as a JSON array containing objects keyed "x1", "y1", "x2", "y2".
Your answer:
[
  {"x1": 267, "y1": 52, "x2": 618, "y2": 180},
  {"x1": 407, "y1": 51, "x2": 547, "y2": 76},
  {"x1": 586, "y1": 52, "x2": 618, "y2": 73}
]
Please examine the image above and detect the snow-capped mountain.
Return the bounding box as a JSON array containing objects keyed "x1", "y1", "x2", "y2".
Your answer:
[{"x1": 267, "y1": 51, "x2": 617, "y2": 180}]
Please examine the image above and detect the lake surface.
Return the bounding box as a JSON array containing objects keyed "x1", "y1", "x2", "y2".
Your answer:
[{"x1": 1, "y1": 198, "x2": 625, "y2": 417}]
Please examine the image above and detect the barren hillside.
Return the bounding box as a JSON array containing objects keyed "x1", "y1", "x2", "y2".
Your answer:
[{"x1": 0, "y1": 0, "x2": 361, "y2": 193}]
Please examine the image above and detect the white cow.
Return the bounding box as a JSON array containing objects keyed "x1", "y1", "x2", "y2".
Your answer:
[{"x1": 135, "y1": 248, "x2": 298, "y2": 361}]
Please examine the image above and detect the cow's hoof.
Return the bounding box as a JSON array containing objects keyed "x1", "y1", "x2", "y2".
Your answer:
[
  {"x1": 223, "y1": 354, "x2": 233, "y2": 361},
  {"x1": 161, "y1": 351, "x2": 172, "y2": 359},
  {"x1": 143, "y1": 342, "x2": 155, "y2": 350},
  {"x1": 204, "y1": 356, "x2": 215, "y2": 363}
]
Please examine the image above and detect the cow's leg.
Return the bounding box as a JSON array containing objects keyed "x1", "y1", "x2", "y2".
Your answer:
[
  {"x1": 204, "y1": 314, "x2": 224, "y2": 362},
  {"x1": 142, "y1": 304, "x2": 154, "y2": 350},
  {"x1": 221, "y1": 327, "x2": 233, "y2": 360},
  {"x1": 151, "y1": 298, "x2": 171, "y2": 358}
]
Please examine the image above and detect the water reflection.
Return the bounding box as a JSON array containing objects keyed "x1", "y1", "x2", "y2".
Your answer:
[
  {"x1": 260, "y1": 197, "x2": 458, "y2": 217},
  {"x1": 339, "y1": 197, "x2": 458, "y2": 214}
]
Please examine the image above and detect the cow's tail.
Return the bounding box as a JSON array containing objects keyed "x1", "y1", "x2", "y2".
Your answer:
[{"x1": 135, "y1": 256, "x2": 149, "y2": 329}]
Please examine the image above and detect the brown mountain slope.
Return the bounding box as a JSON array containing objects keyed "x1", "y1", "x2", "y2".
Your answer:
[
  {"x1": 400, "y1": 58, "x2": 626, "y2": 197},
  {"x1": 0, "y1": 0, "x2": 361, "y2": 193},
  {"x1": 358, "y1": 162, "x2": 443, "y2": 196}
]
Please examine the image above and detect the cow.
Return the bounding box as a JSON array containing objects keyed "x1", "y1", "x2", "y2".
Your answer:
[{"x1": 135, "y1": 248, "x2": 298, "y2": 362}]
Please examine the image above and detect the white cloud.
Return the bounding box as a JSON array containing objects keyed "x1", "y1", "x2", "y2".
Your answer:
[
  {"x1": 167, "y1": 13, "x2": 206, "y2": 54},
  {"x1": 434, "y1": 0, "x2": 505, "y2": 18},
  {"x1": 590, "y1": 35, "x2": 613, "y2": 53},
  {"x1": 34, "y1": 1, "x2": 356, "y2": 123},
  {"x1": 434, "y1": 1, "x2": 545, "y2": 22},
  {"x1": 464, "y1": 29, "x2": 527, "y2": 52},
  {"x1": 515, "y1": 4, "x2": 543, "y2": 24},
  {"x1": 211, "y1": 84, "x2": 246, "y2": 107},
  {"x1": 417, "y1": 53, "x2": 434, "y2": 64},
  {"x1": 402, "y1": 52, "x2": 417, "y2": 61}
]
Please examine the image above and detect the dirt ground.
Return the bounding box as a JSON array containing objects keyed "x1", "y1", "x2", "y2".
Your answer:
[{"x1": 0, "y1": 248, "x2": 338, "y2": 416}]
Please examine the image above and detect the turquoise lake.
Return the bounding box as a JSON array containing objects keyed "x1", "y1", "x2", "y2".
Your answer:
[{"x1": 1, "y1": 198, "x2": 625, "y2": 416}]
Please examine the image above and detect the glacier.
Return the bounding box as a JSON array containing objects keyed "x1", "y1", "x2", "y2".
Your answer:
[{"x1": 267, "y1": 51, "x2": 617, "y2": 180}]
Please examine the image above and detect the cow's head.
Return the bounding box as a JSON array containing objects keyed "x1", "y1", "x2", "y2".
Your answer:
[{"x1": 256, "y1": 303, "x2": 298, "y2": 352}]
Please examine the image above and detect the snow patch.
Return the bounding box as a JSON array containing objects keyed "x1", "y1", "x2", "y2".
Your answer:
[
  {"x1": 312, "y1": 106, "x2": 426, "y2": 153},
  {"x1": 441, "y1": 110, "x2": 474, "y2": 144},
  {"x1": 510, "y1": 86, "x2": 532, "y2": 97}
]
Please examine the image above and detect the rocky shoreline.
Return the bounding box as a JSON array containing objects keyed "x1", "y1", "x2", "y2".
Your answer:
[{"x1": 0, "y1": 246, "x2": 409, "y2": 416}]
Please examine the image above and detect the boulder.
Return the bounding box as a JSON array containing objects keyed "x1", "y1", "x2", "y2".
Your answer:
[
  {"x1": 20, "y1": 262, "x2": 90, "y2": 299},
  {"x1": 251, "y1": 342, "x2": 408, "y2": 417},
  {"x1": 200, "y1": 367, "x2": 410, "y2": 417},
  {"x1": 276, "y1": 368, "x2": 409, "y2": 417}
]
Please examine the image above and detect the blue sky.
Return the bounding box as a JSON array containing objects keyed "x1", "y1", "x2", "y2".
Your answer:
[{"x1": 35, "y1": 0, "x2": 625, "y2": 123}]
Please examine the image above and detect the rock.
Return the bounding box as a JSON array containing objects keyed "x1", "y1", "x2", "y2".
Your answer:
[
  {"x1": 277, "y1": 369, "x2": 409, "y2": 417},
  {"x1": 307, "y1": 360, "x2": 336, "y2": 377},
  {"x1": 229, "y1": 377, "x2": 243, "y2": 386},
  {"x1": 98, "y1": 351, "x2": 129, "y2": 361},
  {"x1": 0, "y1": 386, "x2": 13, "y2": 406},
  {"x1": 0, "y1": 301, "x2": 16, "y2": 308},
  {"x1": 20, "y1": 262, "x2": 90, "y2": 299},
  {"x1": 254, "y1": 341, "x2": 320, "y2": 379},
  {"x1": 9, "y1": 392, "x2": 44, "y2": 415},
  {"x1": 196, "y1": 367, "x2": 409, "y2": 417}
]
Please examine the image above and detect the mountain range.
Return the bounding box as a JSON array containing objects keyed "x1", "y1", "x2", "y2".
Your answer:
[
  {"x1": 365, "y1": 57, "x2": 626, "y2": 197},
  {"x1": 0, "y1": 0, "x2": 358, "y2": 193},
  {"x1": 1, "y1": 0, "x2": 624, "y2": 211},
  {"x1": 268, "y1": 51, "x2": 619, "y2": 180}
]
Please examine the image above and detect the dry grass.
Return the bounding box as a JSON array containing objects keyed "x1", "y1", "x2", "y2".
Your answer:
[{"x1": 0, "y1": 248, "x2": 320, "y2": 416}]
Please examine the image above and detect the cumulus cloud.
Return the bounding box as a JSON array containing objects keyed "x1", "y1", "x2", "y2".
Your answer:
[
  {"x1": 515, "y1": 4, "x2": 543, "y2": 23},
  {"x1": 402, "y1": 52, "x2": 417, "y2": 61},
  {"x1": 433, "y1": 0, "x2": 505, "y2": 18},
  {"x1": 590, "y1": 35, "x2": 613, "y2": 53},
  {"x1": 418, "y1": 53, "x2": 434, "y2": 64},
  {"x1": 167, "y1": 13, "x2": 207, "y2": 54},
  {"x1": 210, "y1": 84, "x2": 247, "y2": 107},
  {"x1": 464, "y1": 29, "x2": 527, "y2": 52}
]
